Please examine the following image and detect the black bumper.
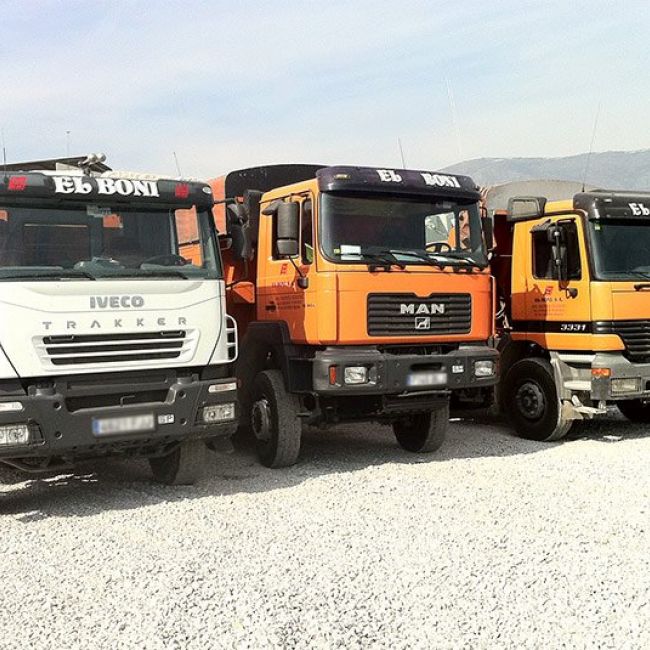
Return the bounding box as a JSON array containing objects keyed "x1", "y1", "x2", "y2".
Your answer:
[
  {"x1": 0, "y1": 373, "x2": 238, "y2": 462},
  {"x1": 311, "y1": 345, "x2": 498, "y2": 395}
]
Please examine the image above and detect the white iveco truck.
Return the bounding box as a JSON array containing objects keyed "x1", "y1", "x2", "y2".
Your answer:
[{"x1": 0, "y1": 162, "x2": 237, "y2": 484}]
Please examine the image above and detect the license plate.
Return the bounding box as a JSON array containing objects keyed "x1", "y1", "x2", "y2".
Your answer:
[
  {"x1": 406, "y1": 371, "x2": 448, "y2": 387},
  {"x1": 92, "y1": 413, "x2": 155, "y2": 436}
]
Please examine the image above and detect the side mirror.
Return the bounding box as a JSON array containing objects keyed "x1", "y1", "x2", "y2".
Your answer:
[
  {"x1": 547, "y1": 225, "x2": 568, "y2": 282},
  {"x1": 226, "y1": 203, "x2": 251, "y2": 261},
  {"x1": 244, "y1": 189, "x2": 262, "y2": 232},
  {"x1": 276, "y1": 202, "x2": 300, "y2": 258},
  {"x1": 481, "y1": 214, "x2": 495, "y2": 251}
]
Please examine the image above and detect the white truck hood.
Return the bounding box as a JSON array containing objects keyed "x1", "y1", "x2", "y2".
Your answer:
[{"x1": 0, "y1": 279, "x2": 226, "y2": 378}]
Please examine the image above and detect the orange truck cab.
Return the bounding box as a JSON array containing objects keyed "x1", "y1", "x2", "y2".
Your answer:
[
  {"x1": 490, "y1": 185, "x2": 650, "y2": 440},
  {"x1": 212, "y1": 164, "x2": 497, "y2": 467}
]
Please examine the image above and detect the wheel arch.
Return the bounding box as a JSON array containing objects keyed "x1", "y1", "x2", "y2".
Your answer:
[
  {"x1": 498, "y1": 336, "x2": 550, "y2": 380},
  {"x1": 235, "y1": 321, "x2": 299, "y2": 399}
]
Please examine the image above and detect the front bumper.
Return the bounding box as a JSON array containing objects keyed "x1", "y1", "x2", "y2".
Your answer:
[
  {"x1": 553, "y1": 351, "x2": 650, "y2": 402},
  {"x1": 0, "y1": 372, "x2": 238, "y2": 461},
  {"x1": 591, "y1": 353, "x2": 650, "y2": 401},
  {"x1": 311, "y1": 345, "x2": 498, "y2": 395}
]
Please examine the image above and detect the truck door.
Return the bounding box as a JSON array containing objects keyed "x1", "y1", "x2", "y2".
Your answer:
[
  {"x1": 257, "y1": 195, "x2": 316, "y2": 342},
  {"x1": 524, "y1": 216, "x2": 590, "y2": 334}
]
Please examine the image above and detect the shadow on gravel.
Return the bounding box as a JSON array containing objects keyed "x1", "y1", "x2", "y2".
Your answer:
[
  {"x1": 0, "y1": 457, "x2": 206, "y2": 522},
  {"x1": 457, "y1": 406, "x2": 650, "y2": 443},
  {"x1": 568, "y1": 412, "x2": 650, "y2": 441},
  {"x1": 2, "y1": 409, "x2": 648, "y2": 519}
]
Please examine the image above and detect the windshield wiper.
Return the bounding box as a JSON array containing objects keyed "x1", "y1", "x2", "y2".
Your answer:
[
  {"x1": 63, "y1": 270, "x2": 97, "y2": 280},
  {"x1": 441, "y1": 251, "x2": 487, "y2": 269},
  {"x1": 380, "y1": 248, "x2": 458, "y2": 269},
  {"x1": 359, "y1": 251, "x2": 406, "y2": 271},
  {"x1": 131, "y1": 269, "x2": 191, "y2": 279},
  {"x1": 382, "y1": 248, "x2": 486, "y2": 271},
  {"x1": 0, "y1": 270, "x2": 96, "y2": 281}
]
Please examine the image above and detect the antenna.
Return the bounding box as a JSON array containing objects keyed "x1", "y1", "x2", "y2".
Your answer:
[
  {"x1": 397, "y1": 137, "x2": 406, "y2": 168},
  {"x1": 173, "y1": 151, "x2": 182, "y2": 177},
  {"x1": 1, "y1": 128, "x2": 6, "y2": 178},
  {"x1": 65, "y1": 130, "x2": 71, "y2": 157},
  {"x1": 444, "y1": 74, "x2": 463, "y2": 161},
  {"x1": 582, "y1": 102, "x2": 601, "y2": 192}
]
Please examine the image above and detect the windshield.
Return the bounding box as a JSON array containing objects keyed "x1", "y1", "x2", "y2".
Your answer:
[
  {"x1": 588, "y1": 219, "x2": 650, "y2": 280},
  {"x1": 0, "y1": 204, "x2": 221, "y2": 280},
  {"x1": 319, "y1": 193, "x2": 487, "y2": 267}
]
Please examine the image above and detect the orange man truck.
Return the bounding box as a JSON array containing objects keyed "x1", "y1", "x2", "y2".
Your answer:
[
  {"x1": 210, "y1": 164, "x2": 498, "y2": 467},
  {"x1": 490, "y1": 185, "x2": 650, "y2": 440}
]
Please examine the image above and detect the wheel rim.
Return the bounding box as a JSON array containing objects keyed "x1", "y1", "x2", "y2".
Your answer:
[
  {"x1": 251, "y1": 397, "x2": 272, "y2": 442},
  {"x1": 515, "y1": 380, "x2": 546, "y2": 421}
]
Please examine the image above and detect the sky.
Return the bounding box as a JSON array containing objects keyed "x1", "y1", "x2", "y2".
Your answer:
[{"x1": 1, "y1": 0, "x2": 649, "y2": 179}]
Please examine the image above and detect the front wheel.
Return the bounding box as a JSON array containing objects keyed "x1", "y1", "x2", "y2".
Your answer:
[
  {"x1": 250, "y1": 370, "x2": 302, "y2": 468},
  {"x1": 617, "y1": 399, "x2": 650, "y2": 423},
  {"x1": 502, "y1": 357, "x2": 572, "y2": 441},
  {"x1": 149, "y1": 439, "x2": 205, "y2": 485},
  {"x1": 393, "y1": 404, "x2": 448, "y2": 453}
]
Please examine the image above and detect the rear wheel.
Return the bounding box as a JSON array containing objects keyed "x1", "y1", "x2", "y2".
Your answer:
[
  {"x1": 149, "y1": 439, "x2": 205, "y2": 485},
  {"x1": 617, "y1": 399, "x2": 650, "y2": 423},
  {"x1": 393, "y1": 404, "x2": 448, "y2": 453},
  {"x1": 250, "y1": 370, "x2": 302, "y2": 468},
  {"x1": 502, "y1": 357, "x2": 572, "y2": 441}
]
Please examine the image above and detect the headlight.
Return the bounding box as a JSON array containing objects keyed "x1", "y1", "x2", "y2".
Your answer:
[
  {"x1": 0, "y1": 423, "x2": 30, "y2": 446},
  {"x1": 202, "y1": 403, "x2": 236, "y2": 423},
  {"x1": 474, "y1": 360, "x2": 496, "y2": 377},
  {"x1": 344, "y1": 366, "x2": 368, "y2": 385},
  {"x1": 611, "y1": 377, "x2": 642, "y2": 394}
]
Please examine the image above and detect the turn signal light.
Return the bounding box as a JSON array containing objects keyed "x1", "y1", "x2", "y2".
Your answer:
[
  {"x1": 329, "y1": 365, "x2": 338, "y2": 385},
  {"x1": 591, "y1": 368, "x2": 611, "y2": 378}
]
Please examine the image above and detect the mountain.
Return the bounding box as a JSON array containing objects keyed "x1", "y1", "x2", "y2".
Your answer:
[{"x1": 442, "y1": 150, "x2": 650, "y2": 190}]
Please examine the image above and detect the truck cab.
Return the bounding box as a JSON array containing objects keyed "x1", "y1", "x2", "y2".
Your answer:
[
  {"x1": 0, "y1": 165, "x2": 238, "y2": 484},
  {"x1": 213, "y1": 165, "x2": 498, "y2": 467},
  {"x1": 492, "y1": 188, "x2": 650, "y2": 440}
]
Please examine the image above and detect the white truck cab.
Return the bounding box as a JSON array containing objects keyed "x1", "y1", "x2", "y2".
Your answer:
[{"x1": 0, "y1": 165, "x2": 237, "y2": 484}]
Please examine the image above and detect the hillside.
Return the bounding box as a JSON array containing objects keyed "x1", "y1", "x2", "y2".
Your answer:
[{"x1": 442, "y1": 149, "x2": 650, "y2": 190}]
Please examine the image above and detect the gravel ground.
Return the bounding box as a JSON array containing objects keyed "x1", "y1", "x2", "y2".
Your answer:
[{"x1": 1, "y1": 412, "x2": 649, "y2": 649}]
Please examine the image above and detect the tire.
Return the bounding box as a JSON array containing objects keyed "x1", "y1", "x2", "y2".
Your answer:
[
  {"x1": 250, "y1": 370, "x2": 302, "y2": 468},
  {"x1": 617, "y1": 399, "x2": 650, "y2": 423},
  {"x1": 393, "y1": 403, "x2": 448, "y2": 453},
  {"x1": 149, "y1": 439, "x2": 205, "y2": 485},
  {"x1": 502, "y1": 357, "x2": 572, "y2": 441}
]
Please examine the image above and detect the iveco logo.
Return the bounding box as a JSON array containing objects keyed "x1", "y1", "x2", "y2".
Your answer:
[
  {"x1": 90, "y1": 295, "x2": 145, "y2": 309},
  {"x1": 400, "y1": 303, "x2": 445, "y2": 315}
]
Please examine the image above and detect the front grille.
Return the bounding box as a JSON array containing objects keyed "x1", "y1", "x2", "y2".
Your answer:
[
  {"x1": 367, "y1": 293, "x2": 472, "y2": 336},
  {"x1": 37, "y1": 330, "x2": 195, "y2": 367},
  {"x1": 594, "y1": 320, "x2": 650, "y2": 362}
]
